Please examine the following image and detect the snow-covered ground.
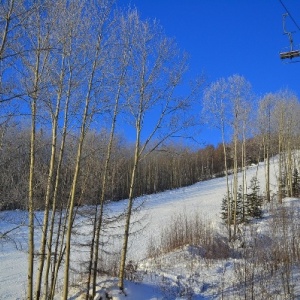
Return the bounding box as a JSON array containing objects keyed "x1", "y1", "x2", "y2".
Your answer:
[{"x1": 0, "y1": 157, "x2": 288, "y2": 299}]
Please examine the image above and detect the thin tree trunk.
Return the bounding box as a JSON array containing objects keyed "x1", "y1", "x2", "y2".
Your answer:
[
  {"x1": 221, "y1": 121, "x2": 231, "y2": 241},
  {"x1": 44, "y1": 59, "x2": 72, "y2": 299},
  {"x1": 266, "y1": 109, "x2": 271, "y2": 202},
  {"x1": 35, "y1": 53, "x2": 65, "y2": 300},
  {"x1": 62, "y1": 41, "x2": 99, "y2": 300},
  {"x1": 242, "y1": 121, "x2": 247, "y2": 222},
  {"x1": 241, "y1": 136, "x2": 245, "y2": 222},
  {"x1": 287, "y1": 134, "x2": 293, "y2": 197},
  {"x1": 28, "y1": 37, "x2": 42, "y2": 300},
  {"x1": 264, "y1": 135, "x2": 271, "y2": 203},
  {"x1": 232, "y1": 132, "x2": 238, "y2": 239},
  {"x1": 90, "y1": 73, "x2": 124, "y2": 298},
  {"x1": 50, "y1": 206, "x2": 67, "y2": 300},
  {"x1": 28, "y1": 93, "x2": 36, "y2": 300},
  {"x1": 118, "y1": 122, "x2": 140, "y2": 291},
  {"x1": 35, "y1": 114, "x2": 57, "y2": 300},
  {"x1": 278, "y1": 112, "x2": 283, "y2": 204}
]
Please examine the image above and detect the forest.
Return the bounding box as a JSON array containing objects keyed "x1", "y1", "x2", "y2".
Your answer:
[{"x1": 1, "y1": 0, "x2": 300, "y2": 299}]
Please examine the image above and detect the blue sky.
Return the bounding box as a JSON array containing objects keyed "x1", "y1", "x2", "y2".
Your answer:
[{"x1": 118, "y1": 0, "x2": 300, "y2": 146}]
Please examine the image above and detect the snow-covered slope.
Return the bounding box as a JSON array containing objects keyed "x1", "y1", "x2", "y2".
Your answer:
[{"x1": 0, "y1": 158, "x2": 279, "y2": 299}]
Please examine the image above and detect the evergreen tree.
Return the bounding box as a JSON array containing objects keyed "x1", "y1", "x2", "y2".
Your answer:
[
  {"x1": 292, "y1": 168, "x2": 299, "y2": 197},
  {"x1": 246, "y1": 176, "x2": 263, "y2": 219},
  {"x1": 221, "y1": 178, "x2": 264, "y2": 226},
  {"x1": 221, "y1": 192, "x2": 233, "y2": 224},
  {"x1": 221, "y1": 186, "x2": 248, "y2": 225}
]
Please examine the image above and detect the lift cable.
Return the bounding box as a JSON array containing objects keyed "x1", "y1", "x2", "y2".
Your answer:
[{"x1": 279, "y1": 0, "x2": 300, "y2": 31}]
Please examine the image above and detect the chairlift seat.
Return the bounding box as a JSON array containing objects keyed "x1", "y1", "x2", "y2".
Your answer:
[{"x1": 280, "y1": 50, "x2": 300, "y2": 59}]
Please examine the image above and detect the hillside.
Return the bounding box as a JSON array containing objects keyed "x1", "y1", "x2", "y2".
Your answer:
[{"x1": 0, "y1": 157, "x2": 286, "y2": 299}]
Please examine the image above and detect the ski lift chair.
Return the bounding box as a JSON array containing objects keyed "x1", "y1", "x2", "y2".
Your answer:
[
  {"x1": 279, "y1": 13, "x2": 300, "y2": 61},
  {"x1": 280, "y1": 49, "x2": 300, "y2": 59}
]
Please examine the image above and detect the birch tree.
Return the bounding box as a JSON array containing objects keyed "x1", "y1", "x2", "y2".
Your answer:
[
  {"x1": 62, "y1": 1, "x2": 113, "y2": 298},
  {"x1": 203, "y1": 78, "x2": 232, "y2": 239},
  {"x1": 20, "y1": 2, "x2": 55, "y2": 298},
  {"x1": 117, "y1": 10, "x2": 200, "y2": 291},
  {"x1": 272, "y1": 91, "x2": 300, "y2": 202},
  {"x1": 203, "y1": 75, "x2": 252, "y2": 240},
  {"x1": 228, "y1": 75, "x2": 252, "y2": 237},
  {"x1": 258, "y1": 94, "x2": 275, "y2": 202},
  {"x1": 88, "y1": 8, "x2": 131, "y2": 298},
  {"x1": 31, "y1": 1, "x2": 89, "y2": 298}
]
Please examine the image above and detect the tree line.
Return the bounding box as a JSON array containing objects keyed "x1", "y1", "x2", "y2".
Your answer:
[
  {"x1": 0, "y1": 128, "x2": 216, "y2": 211},
  {"x1": 1, "y1": 124, "x2": 283, "y2": 212}
]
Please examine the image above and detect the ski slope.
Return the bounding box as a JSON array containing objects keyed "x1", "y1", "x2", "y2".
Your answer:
[{"x1": 0, "y1": 158, "x2": 279, "y2": 299}]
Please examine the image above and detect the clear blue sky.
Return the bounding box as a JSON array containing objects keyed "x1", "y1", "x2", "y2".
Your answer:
[{"x1": 119, "y1": 0, "x2": 300, "y2": 146}]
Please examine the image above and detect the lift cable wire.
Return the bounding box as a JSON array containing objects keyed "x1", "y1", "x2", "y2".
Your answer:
[{"x1": 279, "y1": 0, "x2": 300, "y2": 32}]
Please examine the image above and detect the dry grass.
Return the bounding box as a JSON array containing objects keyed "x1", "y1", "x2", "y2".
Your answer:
[{"x1": 147, "y1": 212, "x2": 230, "y2": 259}]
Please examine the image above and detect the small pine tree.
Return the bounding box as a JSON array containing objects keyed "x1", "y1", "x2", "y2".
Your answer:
[
  {"x1": 292, "y1": 168, "x2": 299, "y2": 197},
  {"x1": 221, "y1": 192, "x2": 233, "y2": 225},
  {"x1": 246, "y1": 176, "x2": 263, "y2": 219}
]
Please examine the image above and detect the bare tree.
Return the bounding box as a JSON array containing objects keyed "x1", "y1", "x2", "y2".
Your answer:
[
  {"x1": 62, "y1": 1, "x2": 113, "y2": 298},
  {"x1": 19, "y1": 2, "x2": 55, "y2": 298},
  {"x1": 272, "y1": 91, "x2": 300, "y2": 202},
  {"x1": 258, "y1": 93, "x2": 275, "y2": 203},
  {"x1": 32, "y1": 1, "x2": 90, "y2": 298},
  {"x1": 227, "y1": 75, "x2": 252, "y2": 238},
  {"x1": 43, "y1": 2, "x2": 90, "y2": 298},
  {"x1": 203, "y1": 75, "x2": 252, "y2": 240},
  {"x1": 88, "y1": 8, "x2": 131, "y2": 298},
  {"x1": 117, "y1": 10, "x2": 200, "y2": 292},
  {"x1": 203, "y1": 78, "x2": 232, "y2": 240}
]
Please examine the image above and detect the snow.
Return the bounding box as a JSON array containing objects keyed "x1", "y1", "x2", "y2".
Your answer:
[{"x1": 0, "y1": 156, "x2": 293, "y2": 299}]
